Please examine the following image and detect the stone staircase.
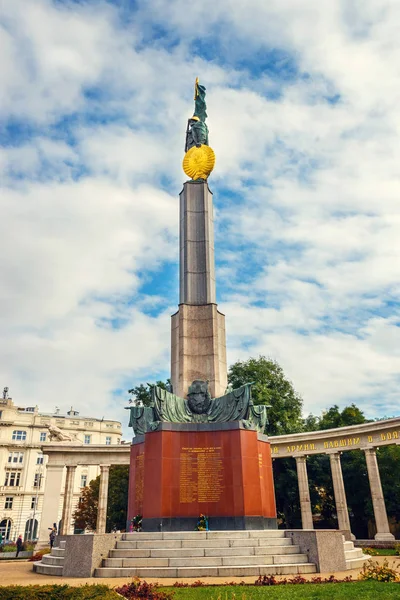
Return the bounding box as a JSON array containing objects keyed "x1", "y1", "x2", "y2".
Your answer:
[
  {"x1": 33, "y1": 541, "x2": 65, "y2": 576},
  {"x1": 344, "y1": 539, "x2": 368, "y2": 570},
  {"x1": 95, "y1": 531, "x2": 317, "y2": 578},
  {"x1": 33, "y1": 533, "x2": 369, "y2": 578}
]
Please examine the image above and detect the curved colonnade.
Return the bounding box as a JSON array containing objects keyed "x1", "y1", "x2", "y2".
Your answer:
[{"x1": 38, "y1": 417, "x2": 400, "y2": 544}]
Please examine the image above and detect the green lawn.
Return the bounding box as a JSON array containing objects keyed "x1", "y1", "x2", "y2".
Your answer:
[
  {"x1": 364, "y1": 549, "x2": 397, "y2": 556},
  {"x1": 167, "y1": 581, "x2": 400, "y2": 600},
  {"x1": 0, "y1": 581, "x2": 399, "y2": 600}
]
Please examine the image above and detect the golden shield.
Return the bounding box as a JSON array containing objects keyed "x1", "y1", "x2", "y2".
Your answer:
[{"x1": 182, "y1": 145, "x2": 216, "y2": 180}]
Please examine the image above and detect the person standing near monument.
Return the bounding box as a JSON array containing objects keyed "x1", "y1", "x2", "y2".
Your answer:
[
  {"x1": 16, "y1": 534, "x2": 23, "y2": 557},
  {"x1": 49, "y1": 526, "x2": 56, "y2": 549}
]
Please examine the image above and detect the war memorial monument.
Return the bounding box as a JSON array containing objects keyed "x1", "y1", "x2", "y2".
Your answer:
[
  {"x1": 33, "y1": 81, "x2": 398, "y2": 578},
  {"x1": 126, "y1": 79, "x2": 276, "y2": 532}
]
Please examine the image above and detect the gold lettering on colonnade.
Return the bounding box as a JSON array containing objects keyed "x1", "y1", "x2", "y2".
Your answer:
[
  {"x1": 179, "y1": 447, "x2": 224, "y2": 503},
  {"x1": 271, "y1": 428, "x2": 400, "y2": 457}
]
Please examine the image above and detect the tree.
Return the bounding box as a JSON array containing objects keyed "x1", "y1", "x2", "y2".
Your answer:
[
  {"x1": 227, "y1": 356, "x2": 304, "y2": 529},
  {"x1": 73, "y1": 478, "x2": 99, "y2": 532},
  {"x1": 228, "y1": 356, "x2": 303, "y2": 436},
  {"x1": 128, "y1": 380, "x2": 170, "y2": 407},
  {"x1": 316, "y1": 404, "x2": 368, "y2": 430},
  {"x1": 73, "y1": 465, "x2": 129, "y2": 532}
]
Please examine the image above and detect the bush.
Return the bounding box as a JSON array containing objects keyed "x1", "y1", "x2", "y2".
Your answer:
[
  {"x1": 1, "y1": 543, "x2": 18, "y2": 553},
  {"x1": 0, "y1": 585, "x2": 119, "y2": 599},
  {"x1": 359, "y1": 559, "x2": 400, "y2": 582},
  {"x1": 394, "y1": 543, "x2": 400, "y2": 556},
  {"x1": 255, "y1": 574, "x2": 354, "y2": 586},
  {"x1": 363, "y1": 547, "x2": 380, "y2": 556},
  {"x1": 0, "y1": 541, "x2": 36, "y2": 553},
  {"x1": 115, "y1": 578, "x2": 174, "y2": 600},
  {"x1": 24, "y1": 542, "x2": 36, "y2": 552},
  {"x1": 28, "y1": 548, "x2": 51, "y2": 562}
]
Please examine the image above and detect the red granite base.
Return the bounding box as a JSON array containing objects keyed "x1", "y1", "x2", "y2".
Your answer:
[{"x1": 127, "y1": 426, "x2": 277, "y2": 530}]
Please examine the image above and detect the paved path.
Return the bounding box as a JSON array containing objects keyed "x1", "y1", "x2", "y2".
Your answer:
[{"x1": 0, "y1": 556, "x2": 399, "y2": 588}]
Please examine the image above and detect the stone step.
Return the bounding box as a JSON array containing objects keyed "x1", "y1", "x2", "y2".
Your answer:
[
  {"x1": 346, "y1": 556, "x2": 369, "y2": 570},
  {"x1": 33, "y1": 562, "x2": 64, "y2": 576},
  {"x1": 116, "y1": 537, "x2": 292, "y2": 550},
  {"x1": 95, "y1": 563, "x2": 317, "y2": 578},
  {"x1": 344, "y1": 541, "x2": 354, "y2": 551},
  {"x1": 122, "y1": 530, "x2": 286, "y2": 541},
  {"x1": 103, "y1": 553, "x2": 309, "y2": 569},
  {"x1": 59, "y1": 541, "x2": 66, "y2": 549},
  {"x1": 51, "y1": 548, "x2": 65, "y2": 557},
  {"x1": 254, "y1": 545, "x2": 300, "y2": 555},
  {"x1": 345, "y1": 548, "x2": 364, "y2": 560},
  {"x1": 41, "y1": 555, "x2": 65, "y2": 566},
  {"x1": 110, "y1": 544, "x2": 302, "y2": 559}
]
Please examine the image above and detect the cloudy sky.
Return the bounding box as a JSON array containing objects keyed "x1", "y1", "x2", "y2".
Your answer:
[{"x1": 1, "y1": 0, "x2": 399, "y2": 435}]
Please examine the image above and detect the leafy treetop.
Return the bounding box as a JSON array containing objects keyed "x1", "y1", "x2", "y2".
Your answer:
[
  {"x1": 128, "y1": 380, "x2": 170, "y2": 407},
  {"x1": 228, "y1": 356, "x2": 303, "y2": 435}
]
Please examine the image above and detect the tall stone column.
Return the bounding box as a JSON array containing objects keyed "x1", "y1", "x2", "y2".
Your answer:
[
  {"x1": 96, "y1": 464, "x2": 110, "y2": 534},
  {"x1": 364, "y1": 448, "x2": 394, "y2": 541},
  {"x1": 329, "y1": 452, "x2": 353, "y2": 537},
  {"x1": 60, "y1": 465, "x2": 77, "y2": 535},
  {"x1": 171, "y1": 181, "x2": 227, "y2": 399},
  {"x1": 37, "y1": 464, "x2": 64, "y2": 545},
  {"x1": 295, "y1": 456, "x2": 313, "y2": 529}
]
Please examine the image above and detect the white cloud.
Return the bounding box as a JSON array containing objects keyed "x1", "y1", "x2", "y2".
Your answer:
[{"x1": 1, "y1": 0, "x2": 399, "y2": 432}]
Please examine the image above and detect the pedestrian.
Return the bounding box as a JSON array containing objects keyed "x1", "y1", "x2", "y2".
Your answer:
[
  {"x1": 49, "y1": 527, "x2": 56, "y2": 549},
  {"x1": 16, "y1": 535, "x2": 23, "y2": 558}
]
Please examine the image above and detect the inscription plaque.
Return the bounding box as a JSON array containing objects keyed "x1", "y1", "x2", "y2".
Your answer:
[
  {"x1": 135, "y1": 453, "x2": 144, "y2": 511},
  {"x1": 179, "y1": 446, "x2": 224, "y2": 503}
]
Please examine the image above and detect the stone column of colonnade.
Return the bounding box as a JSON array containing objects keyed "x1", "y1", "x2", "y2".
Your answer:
[
  {"x1": 60, "y1": 465, "x2": 77, "y2": 535},
  {"x1": 96, "y1": 464, "x2": 110, "y2": 534},
  {"x1": 37, "y1": 464, "x2": 65, "y2": 545},
  {"x1": 329, "y1": 452, "x2": 354, "y2": 538},
  {"x1": 364, "y1": 448, "x2": 395, "y2": 541},
  {"x1": 295, "y1": 456, "x2": 314, "y2": 529}
]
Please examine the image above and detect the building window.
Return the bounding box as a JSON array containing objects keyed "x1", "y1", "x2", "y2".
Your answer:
[
  {"x1": 0, "y1": 519, "x2": 12, "y2": 540},
  {"x1": 36, "y1": 454, "x2": 44, "y2": 465},
  {"x1": 105, "y1": 436, "x2": 111, "y2": 445},
  {"x1": 25, "y1": 518, "x2": 38, "y2": 541},
  {"x1": 84, "y1": 435, "x2": 91, "y2": 445},
  {"x1": 12, "y1": 430, "x2": 27, "y2": 441},
  {"x1": 31, "y1": 497, "x2": 37, "y2": 510},
  {"x1": 80, "y1": 474, "x2": 87, "y2": 488},
  {"x1": 4, "y1": 497, "x2": 13, "y2": 510},
  {"x1": 40, "y1": 432, "x2": 47, "y2": 442},
  {"x1": 8, "y1": 452, "x2": 24, "y2": 464},
  {"x1": 0, "y1": 410, "x2": 2, "y2": 419},
  {"x1": 33, "y1": 473, "x2": 42, "y2": 488},
  {"x1": 4, "y1": 471, "x2": 21, "y2": 487}
]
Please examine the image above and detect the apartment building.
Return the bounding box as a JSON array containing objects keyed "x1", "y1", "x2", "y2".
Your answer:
[{"x1": 0, "y1": 388, "x2": 122, "y2": 541}]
